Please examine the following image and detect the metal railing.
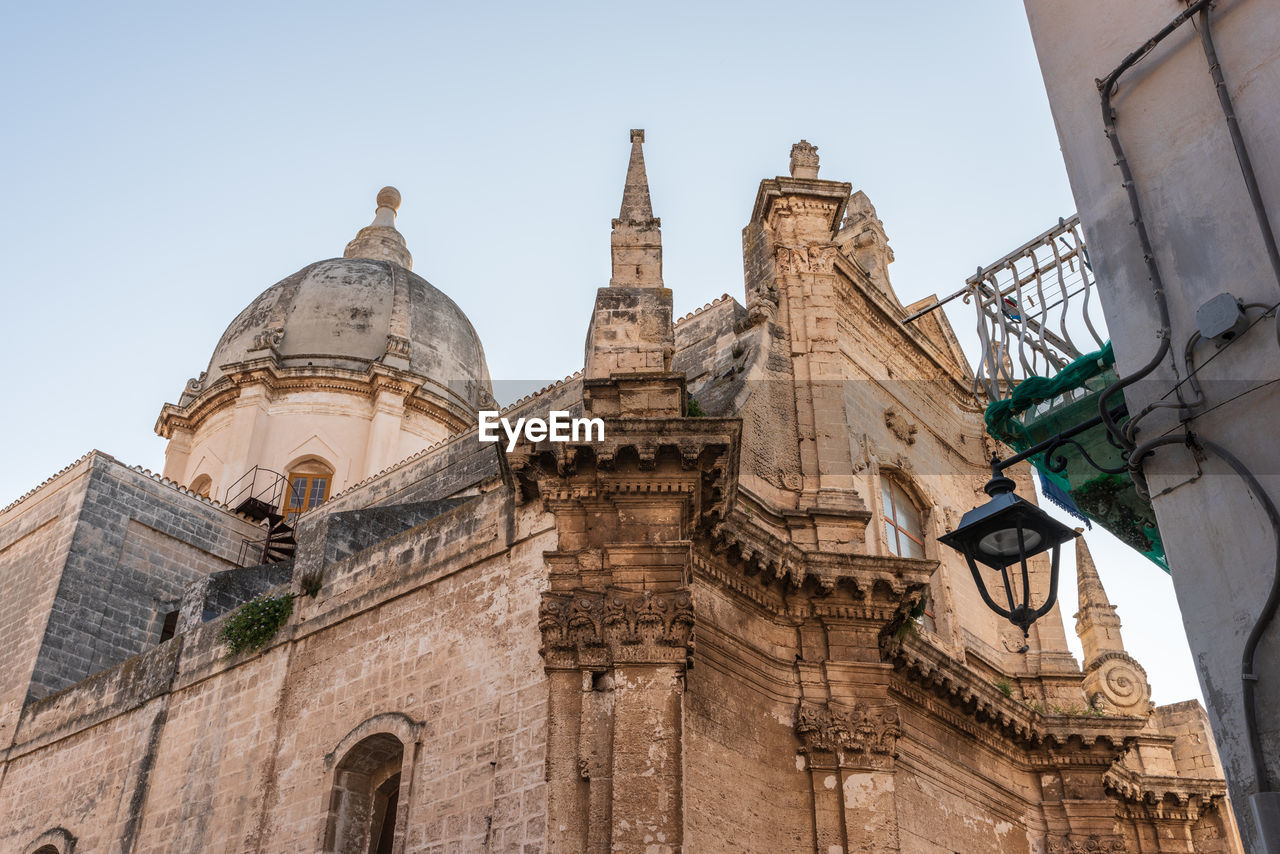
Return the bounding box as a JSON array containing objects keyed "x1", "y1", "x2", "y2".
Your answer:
[
  {"x1": 224, "y1": 465, "x2": 287, "y2": 515},
  {"x1": 906, "y1": 214, "x2": 1109, "y2": 403},
  {"x1": 965, "y1": 215, "x2": 1106, "y2": 400}
]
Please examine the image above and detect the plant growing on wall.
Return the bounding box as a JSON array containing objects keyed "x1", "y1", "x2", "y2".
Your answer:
[{"x1": 220, "y1": 593, "x2": 294, "y2": 656}]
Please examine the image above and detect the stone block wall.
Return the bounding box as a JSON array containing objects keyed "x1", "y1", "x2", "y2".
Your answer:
[
  {"x1": 0, "y1": 458, "x2": 91, "y2": 748},
  {"x1": 0, "y1": 482, "x2": 555, "y2": 854},
  {"x1": 14, "y1": 453, "x2": 262, "y2": 704}
]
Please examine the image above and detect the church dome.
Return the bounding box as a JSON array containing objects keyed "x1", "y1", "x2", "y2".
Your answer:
[{"x1": 184, "y1": 188, "x2": 492, "y2": 413}]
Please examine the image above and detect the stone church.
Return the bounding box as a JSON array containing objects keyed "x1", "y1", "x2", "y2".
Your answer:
[{"x1": 0, "y1": 133, "x2": 1243, "y2": 853}]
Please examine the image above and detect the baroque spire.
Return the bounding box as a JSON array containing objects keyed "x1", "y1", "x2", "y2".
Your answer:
[
  {"x1": 1074, "y1": 530, "x2": 1123, "y2": 662},
  {"x1": 1073, "y1": 532, "x2": 1152, "y2": 714},
  {"x1": 610, "y1": 129, "x2": 663, "y2": 288},
  {"x1": 344, "y1": 186, "x2": 413, "y2": 270}
]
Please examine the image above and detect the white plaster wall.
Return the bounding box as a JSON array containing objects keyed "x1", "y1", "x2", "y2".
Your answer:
[
  {"x1": 173, "y1": 387, "x2": 453, "y2": 502},
  {"x1": 1024, "y1": 0, "x2": 1280, "y2": 844}
]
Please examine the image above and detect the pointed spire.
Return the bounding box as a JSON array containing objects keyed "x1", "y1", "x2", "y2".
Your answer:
[
  {"x1": 1075, "y1": 531, "x2": 1112, "y2": 613},
  {"x1": 1074, "y1": 530, "x2": 1126, "y2": 664},
  {"x1": 1072, "y1": 531, "x2": 1152, "y2": 714},
  {"x1": 618, "y1": 129, "x2": 655, "y2": 223},
  {"x1": 344, "y1": 186, "x2": 413, "y2": 270},
  {"x1": 610, "y1": 129, "x2": 663, "y2": 288}
]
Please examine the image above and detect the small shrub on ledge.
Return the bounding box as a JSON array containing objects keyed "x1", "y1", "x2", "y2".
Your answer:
[{"x1": 220, "y1": 593, "x2": 294, "y2": 657}]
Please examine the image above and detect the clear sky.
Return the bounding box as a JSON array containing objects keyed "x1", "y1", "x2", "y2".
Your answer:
[{"x1": 0, "y1": 1, "x2": 1204, "y2": 705}]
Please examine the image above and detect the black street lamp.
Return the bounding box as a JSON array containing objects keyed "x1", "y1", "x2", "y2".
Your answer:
[{"x1": 938, "y1": 461, "x2": 1078, "y2": 645}]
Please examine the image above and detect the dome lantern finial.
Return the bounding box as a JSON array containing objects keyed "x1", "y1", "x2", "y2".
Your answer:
[{"x1": 344, "y1": 185, "x2": 413, "y2": 269}]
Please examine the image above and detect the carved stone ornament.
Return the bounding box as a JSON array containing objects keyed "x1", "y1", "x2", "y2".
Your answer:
[
  {"x1": 884, "y1": 408, "x2": 918, "y2": 445},
  {"x1": 186, "y1": 370, "x2": 208, "y2": 394},
  {"x1": 1085, "y1": 651, "x2": 1152, "y2": 715},
  {"x1": 774, "y1": 245, "x2": 836, "y2": 276},
  {"x1": 789, "y1": 139, "x2": 820, "y2": 178},
  {"x1": 539, "y1": 588, "x2": 694, "y2": 664},
  {"x1": 795, "y1": 701, "x2": 901, "y2": 770},
  {"x1": 249, "y1": 326, "x2": 285, "y2": 352},
  {"x1": 385, "y1": 333, "x2": 411, "y2": 358},
  {"x1": 1046, "y1": 838, "x2": 1125, "y2": 853}
]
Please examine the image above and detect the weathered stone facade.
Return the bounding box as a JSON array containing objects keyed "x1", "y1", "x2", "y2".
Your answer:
[{"x1": 0, "y1": 134, "x2": 1242, "y2": 852}]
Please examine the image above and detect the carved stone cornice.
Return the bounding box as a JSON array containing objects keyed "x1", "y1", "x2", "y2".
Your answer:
[
  {"x1": 155, "y1": 359, "x2": 476, "y2": 438},
  {"x1": 703, "y1": 498, "x2": 929, "y2": 603},
  {"x1": 1103, "y1": 762, "x2": 1228, "y2": 820},
  {"x1": 887, "y1": 634, "x2": 1145, "y2": 760},
  {"x1": 508, "y1": 417, "x2": 739, "y2": 527},
  {"x1": 538, "y1": 587, "x2": 694, "y2": 668},
  {"x1": 796, "y1": 700, "x2": 900, "y2": 771},
  {"x1": 749, "y1": 176, "x2": 852, "y2": 230}
]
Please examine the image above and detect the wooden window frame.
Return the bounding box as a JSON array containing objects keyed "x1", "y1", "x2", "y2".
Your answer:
[
  {"x1": 882, "y1": 477, "x2": 926, "y2": 559},
  {"x1": 284, "y1": 463, "x2": 333, "y2": 522}
]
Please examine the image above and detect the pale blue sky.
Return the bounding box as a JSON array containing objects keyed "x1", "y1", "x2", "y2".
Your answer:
[{"x1": 0, "y1": 2, "x2": 1204, "y2": 704}]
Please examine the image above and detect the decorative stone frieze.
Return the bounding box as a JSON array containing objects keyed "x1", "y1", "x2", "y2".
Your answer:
[
  {"x1": 774, "y1": 244, "x2": 836, "y2": 276},
  {"x1": 1046, "y1": 837, "x2": 1126, "y2": 853},
  {"x1": 796, "y1": 700, "x2": 901, "y2": 770},
  {"x1": 538, "y1": 588, "x2": 694, "y2": 667}
]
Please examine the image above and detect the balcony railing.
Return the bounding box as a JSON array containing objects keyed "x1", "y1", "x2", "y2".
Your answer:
[{"x1": 963, "y1": 215, "x2": 1106, "y2": 400}]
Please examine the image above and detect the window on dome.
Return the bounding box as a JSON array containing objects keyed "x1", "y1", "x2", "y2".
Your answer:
[
  {"x1": 882, "y1": 477, "x2": 925, "y2": 559},
  {"x1": 190, "y1": 474, "x2": 213, "y2": 499},
  {"x1": 285, "y1": 459, "x2": 333, "y2": 522}
]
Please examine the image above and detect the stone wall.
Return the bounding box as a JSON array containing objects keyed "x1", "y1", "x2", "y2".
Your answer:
[
  {"x1": 24, "y1": 454, "x2": 260, "y2": 702},
  {"x1": 0, "y1": 480, "x2": 555, "y2": 854},
  {"x1": 0, "y1": 458, "x2": 89, "y2": 748}
]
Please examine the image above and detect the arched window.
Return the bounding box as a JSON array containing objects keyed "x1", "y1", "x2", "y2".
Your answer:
[
  {"x1": 285, "y1": 458, "x2": 333, "y2": 522},
  {"x1": 324, "y1": 732, "x2": 406, "y2": 853},
  {"x1": 190, "y1": 474, "x2": 213, "y2": 499},
  {"x1": 24, "y1": 827, "x2": 76, "y2": 854},
  {"x1": 882, "y1": 476, "x2": 925, "y2": 559}
]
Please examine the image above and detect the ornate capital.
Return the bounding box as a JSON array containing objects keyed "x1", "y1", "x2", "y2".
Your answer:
[
  {"x1": 1047, "y1": 838, "x2": 1125, "y2": 853},
  {"x1": 796, "y1": 701, "x2": 900, "y2": 771},
  {"x1": 539, "y1": 588, "x2": 694, "y2": 667},
  {"x1": 774, "y1": 244, "x2": 836, "y2": 276}
]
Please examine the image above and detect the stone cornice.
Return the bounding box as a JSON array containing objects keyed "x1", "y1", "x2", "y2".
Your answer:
[
  {"x1": 155, "y1": 359, "x2": 476, "y2": 438},
  {"x1": 704, "y1": 499, "x2": 931, "y2": 602},
  {"x1": 508, "y1": 416, "x2": 740, "y2": 526},
  {"x1": 749, "y1": 176, "x2": 852, "y2": 229},
  {"x1": 886, "y1": 634, "x2": 1146, "y2": 761},
  {"x1": 1103, "y1": 762, "x2": 1229, "y2": 813}
]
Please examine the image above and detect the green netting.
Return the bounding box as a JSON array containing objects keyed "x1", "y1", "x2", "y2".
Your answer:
[{"x1": 983, "y1": 342, "x2": 1168, "y2": 572}]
